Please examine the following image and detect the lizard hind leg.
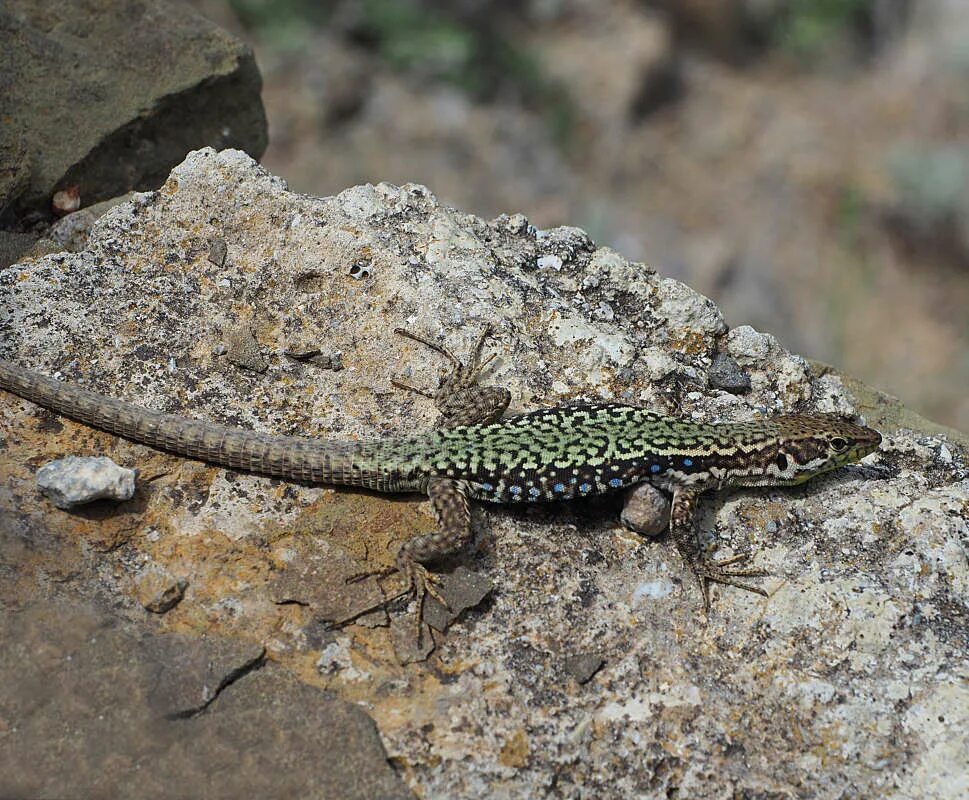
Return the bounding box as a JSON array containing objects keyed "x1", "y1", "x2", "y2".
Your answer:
[
  {"x1": 392, "y1": 324, "x2": 511, "y2": 428},
  {"x1": 395, "y1": 477, "x2": 476, "y2": 637},
  {"x1": 334, "y1": 482, "x2": 478, "y2": 640}
]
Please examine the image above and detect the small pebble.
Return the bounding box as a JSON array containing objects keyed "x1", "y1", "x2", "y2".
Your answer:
[
  {"x1": 36, "y1": 456, "x2": 137, "y2": 510},
  {"x1": 52, "y1": 184, "x2": 81, "y2": 216},
  {"x1": 207, "y1": 237, "x2": 228, "y2": 267},
  {"x1": 225, "y1": 324, "x2": 268, "y2": 373},
  {"x1": 283, "y1": 347, "x2": 343, "y2": 371},
  {"x1": 621, "y1": 483, "x2": 671, "y2": 537},
  {"x1": 563, "y1": 653, "x2": 605, "y2": 684},
  {"x1": 708, "y1": 352, "x2": 751, "y2": 394},
  {"x1": 136, "y1": 568, "x2": 189, "y2": 614}
]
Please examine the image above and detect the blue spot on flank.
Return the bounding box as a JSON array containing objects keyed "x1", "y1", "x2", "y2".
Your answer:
[
  {"x1": 481, "y1": 482, "x2": 494, "y2": 492},
  {"x1": 528, "y1": 487, "x2": 541, "y2": 497},
  {"x1": 579, "y1": 482, "x2": 592, "y2": 493},
  {"x1": 609, "y1": 477, "x2": 622, "y2": 488},
  {"x1": 650, "y1": 464, "x2": 662, "y2": 474},
  {"x1": 553, "y1": 482, "x2": 565, "y2": 493},
  {"x1": 509, "y1": 485, "x2": 522, "y2": 494},
  {"x1": 683, "y1": 458, "x2": 693, "y2": 468}
]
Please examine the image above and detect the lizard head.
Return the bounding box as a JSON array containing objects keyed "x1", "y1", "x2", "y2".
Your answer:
[{"x1": 764, "y1": 413, "x2": 881, "y2": 486}]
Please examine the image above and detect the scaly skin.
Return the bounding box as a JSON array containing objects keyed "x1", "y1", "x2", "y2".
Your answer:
[{"x1": 0, "y1": 328, "x2": 882, "y2": 617}]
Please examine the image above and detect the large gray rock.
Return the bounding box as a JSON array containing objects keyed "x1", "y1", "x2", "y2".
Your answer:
[
  {"x1": 0, "y1": 149, "x2": 966, "y2": 799},
  {"x1": 0, "y1": 512, "x2": 412, "y2": 800},
  {"x1": 0, "y1": 0, "x2": 267, "y2": 220}
]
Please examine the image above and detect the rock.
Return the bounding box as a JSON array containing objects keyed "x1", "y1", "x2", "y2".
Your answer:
[
  {"x1": 135, "y1": 565, "x2": 188, "y2": 614},
  {"x1": 725, "y1": 325, "x2": 813, "y2": 408},
  {"x1": 52, "y1": 185, "x2": 81, "y2": 217},
  {"x1": 268, "y1": 534, "x2": 387, "y2": 625},
  {"x1": 283, "y1": 345, "x2": 344, "y2": 371},
  {"x1": 149, "y1": 638, "x2": 266, "y2": 718},
  {"x1": 0, "y1": 127, "x2": 31, "y2": 219},
  {"x1": 224, "y1": 324, "x2": 268, "y2": 373},
  {"x1": 391, "y1": 613, "x2": 436, "y2": 665},
  {"x1": 0, "y1": 0, "x2": 267, "y2": 219},
  {"x1": 1, "y1": 148, "x2": 967, "y2": 799},
  {"x1": 0, "y1": 231, "x2": 37, "y2": 269},
  {"x1": 207, "y1": 236, "x2": 228, "y2": 267},
  {"x1": 35, "y1": 455, "x2": 137, "y2": 509},
  {"x1": 0, "y1": 594, "x2": 411, "y2": 800},
  {"x1": 28, "y1": 194, "x2": 137, "y2": 256},
  {"x1": 563, "y1": 652, "x2": 605, "y2": 684},
  {"x1": 420, "y1": 566, "x2": 494, "y2": 633},
  {"x1": 44, "y1": 208, "x2": 98, "y2": 250},
  {"x1": 620, "y1": 482, "x2": 671, "y2": 537},
  {"x1": 708, "y1": 351, "x2": 751, "y2": 394}
]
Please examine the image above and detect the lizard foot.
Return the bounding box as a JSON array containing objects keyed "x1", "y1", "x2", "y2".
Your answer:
[
  {"x1": 404, "y1": 562, "x2": 451, "y2": 611},
  {"x1": 391, "y1": 324, "x2": 510, "y2": 427},
  {"x1": 338, "y1": 560, "x2": 451, "y2": 645},
  {"x1": 689, "y1": 554, "x2": 769, "y2": 611},
  {"x1": 402, "y1": 561, "x2": 453, "y2": 643}
]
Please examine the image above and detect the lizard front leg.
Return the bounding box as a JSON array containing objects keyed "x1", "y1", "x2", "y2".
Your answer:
[
  {"x1": 669, "y1": 485, "x2": 769, "y2": 610},
  {"x1": 391, "y1": 324, "x2": 511, "y2": 428}
]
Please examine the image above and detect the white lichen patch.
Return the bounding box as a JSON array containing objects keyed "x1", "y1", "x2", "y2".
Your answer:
[{"x1": 897, "y1": 682, "x2": 969, "y2": 800}]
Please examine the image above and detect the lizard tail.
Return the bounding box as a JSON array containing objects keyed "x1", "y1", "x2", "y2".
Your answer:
[{"x1": 0, "y1": 359, "x2": 404, "y2": 488}]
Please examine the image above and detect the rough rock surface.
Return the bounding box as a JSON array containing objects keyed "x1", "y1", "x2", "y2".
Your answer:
[
  {"x1": 0, "y1": 148, "x2": 966, "y2": 799},
  {"x1": 0, "y1": 512, "x2": 411, "y2": 800},
  {"x1": 0, "y1": 0, "x2": 267, "y2": 220}
]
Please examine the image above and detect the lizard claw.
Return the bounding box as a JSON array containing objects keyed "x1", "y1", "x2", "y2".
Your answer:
[
  {"x1": 400, "y1": 561, "x2": 452, "y2": 644},
  {"x1": 408, "y1": 563, "x2": 452, "y2": 611},
  {"x1": 390, "y1": 324, "x2": 510, "y2": 428},
  {"x1": 688, "y1": 553, "x2": 770, "y2": 611},
  {"x1": 332, "y1": 561, "x2": 449, "y2": 640},
  {"x1": 345, "y1": 564, "x2": 396, "y2": 585}
]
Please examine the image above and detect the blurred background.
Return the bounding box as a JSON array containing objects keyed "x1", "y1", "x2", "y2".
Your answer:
[{"x1": 186, "y1": 0, "x2": 969, "y2": 431}]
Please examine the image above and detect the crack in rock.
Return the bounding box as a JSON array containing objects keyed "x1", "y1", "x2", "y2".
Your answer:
[{"x1": 166, "y1": 646, "x2": 267, "y2": 720}]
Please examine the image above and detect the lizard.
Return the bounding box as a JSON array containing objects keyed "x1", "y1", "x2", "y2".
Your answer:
[{"x1": 0, "y1": 325, "x2": 881, "y2": 620}]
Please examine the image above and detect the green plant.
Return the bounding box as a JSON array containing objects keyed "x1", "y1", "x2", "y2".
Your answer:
[{"x1": 770, "y1": 0, "x2": 879, "y2": 61}]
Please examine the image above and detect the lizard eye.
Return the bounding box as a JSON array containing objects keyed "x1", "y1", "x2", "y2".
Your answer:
[
  {"x1": 830, "y1": 437, "x2": 848, "y2": 452},
  {"x1": 775, "y1": 453, "x2": 789, "y2": 471}
]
